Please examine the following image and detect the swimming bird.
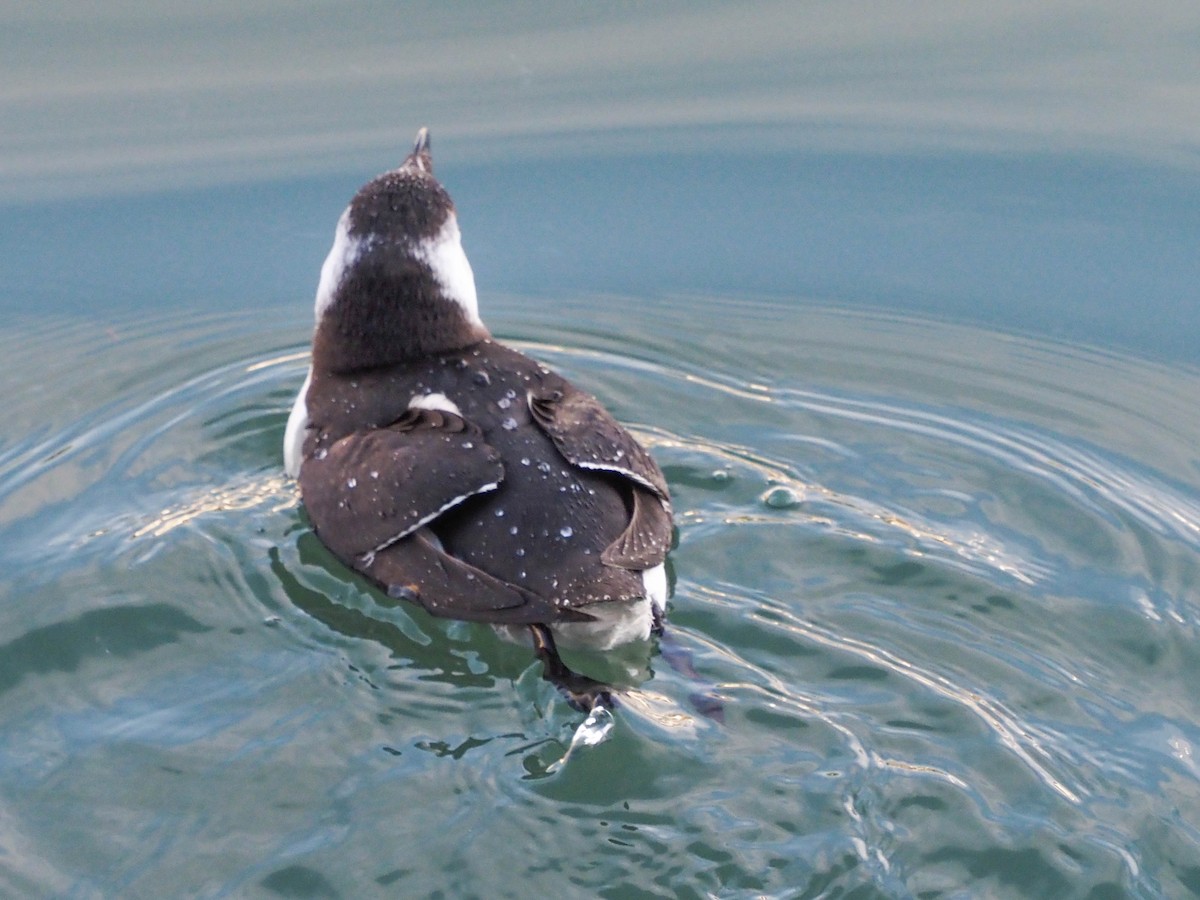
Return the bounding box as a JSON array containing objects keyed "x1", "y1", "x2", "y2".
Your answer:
[{"x1": 284, "y1": 128, "x2": 673, "y2": 708}]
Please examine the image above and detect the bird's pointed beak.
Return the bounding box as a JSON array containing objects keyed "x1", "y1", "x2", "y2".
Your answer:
[{"x1": 403, "y1": 126, "x2": 433, "y2": 175}]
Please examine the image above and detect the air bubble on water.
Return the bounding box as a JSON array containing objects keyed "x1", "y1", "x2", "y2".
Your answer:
[
  {"x1": 501, "y1": 417, "x2": 518, "y2": 431},
  {"x1": 347, "y1": 477, "x2": 357, "y2": 489},
  {"x1": 711, "y1": 468, "x2": 732, "y2": 483},
  {"x1": 559, "y1": 526, "x2": 573, "y2": 539},
  {"x1": 521, "y1": 457, "x2": 531, "y2": 466},
  {"x1": 763, "y1": 486, "x2": 802, "y2": 509},
  {"x1": 497, "y1": 397, "x2": 511, "y2": 409}
]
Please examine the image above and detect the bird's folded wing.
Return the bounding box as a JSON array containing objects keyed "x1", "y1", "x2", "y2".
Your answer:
[
  {"x1": 300, "y1": 408, "x2": 503, "y2": 562},
  {"x1": 300, "y1": 408, "x2": 570, "y2": 620},
  {"x1": 365, "y1": 530, "x2": 589, "y2": 623},
  {"x1": 600, "y1": 485, "x2": 673, "y2": 570},
  {"x1": 528, "y1": 381, "x2": 673, "y2": 570}
]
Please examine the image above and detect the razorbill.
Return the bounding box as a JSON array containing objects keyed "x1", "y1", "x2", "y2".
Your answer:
[{"x1": 284, "y1": 128, "x2": 673, "y2": 706}]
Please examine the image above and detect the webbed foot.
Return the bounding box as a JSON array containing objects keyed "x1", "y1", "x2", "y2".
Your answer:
[{"x1": 529, "y1": 623, "x2": 615, "y2": 712}]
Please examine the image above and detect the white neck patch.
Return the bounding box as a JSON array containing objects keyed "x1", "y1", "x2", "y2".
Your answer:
[
  {"x1": 314, "y1": 208, "x2": 366, "y2": 322},
  {"x1": 413, "y1": 213, "x2": 482, "y2": 327},
  {"x1": 313, "y1": 207, "x2": 481, "y2": 328}
]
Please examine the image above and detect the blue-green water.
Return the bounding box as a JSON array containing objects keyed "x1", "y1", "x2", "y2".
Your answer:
[{"x1": 3, "y1": 4, "x2": 1200, "y2": 897}]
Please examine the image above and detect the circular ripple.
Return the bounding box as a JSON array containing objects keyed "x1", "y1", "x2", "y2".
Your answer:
[{"x1": 3, "y1": 296, "x2": 1200, "y2": 893}]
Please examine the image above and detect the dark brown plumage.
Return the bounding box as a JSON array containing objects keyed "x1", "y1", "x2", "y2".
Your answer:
[{"x1": 286, "y1": 129, "x2": 672, "y2": 667}]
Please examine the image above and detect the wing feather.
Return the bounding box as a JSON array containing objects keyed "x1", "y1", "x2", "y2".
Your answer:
[
  {"x1": 299, "y1": 408, "x2": 501, "y2": 562},
  {"x1": 528, "y1": 380, "x2": 673, "y2": 571}
]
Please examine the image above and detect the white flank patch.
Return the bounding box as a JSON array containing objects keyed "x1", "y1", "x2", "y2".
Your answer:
[
  {"x1": 493, "y1": 566, "x2": 669, "y2": 652},
  {"x1": 552, "y1": 595, "x2": 655, "y2": 651},
  {"x1": 314, "y1": 209, "x2": 367, "y2": 321},
  {"x1": 408, "y1": 392, "x2": 462, "y2": 416},
  {"x1": 413, "y1": 213, "x2": 482, "y2": 326},
  {"x1": 641, "y1": 563, "x2": 668, "y2": 615},
  {"x1": 283, "y1": 368, "x2": 312, "y2": 478}
]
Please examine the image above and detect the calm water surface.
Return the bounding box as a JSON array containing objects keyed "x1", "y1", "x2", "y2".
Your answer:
[{"x1": 3, "y1": 3, "x2": 1200, "y2": 897}]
